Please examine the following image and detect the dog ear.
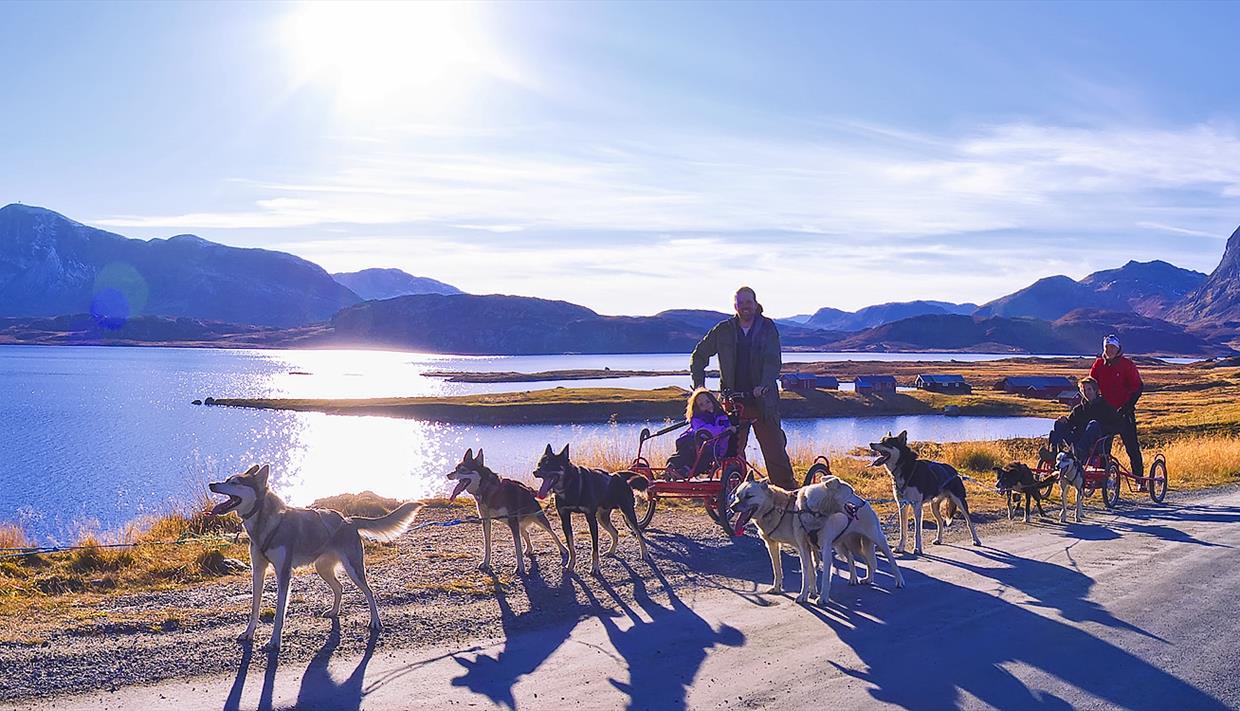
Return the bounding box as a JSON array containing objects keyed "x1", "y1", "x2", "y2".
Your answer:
[
  {"x1": 464, "y1": 448, "x2": 474, "y2": 463},
  {"x1": 559, "y1": 444, "x2": 569, "y2": 459},
  {"x1": 242, "y1": 464, "x2": 260, "y2": 478},
  {"x1": 255, "y1": 464, "x2": 270, "y2": 488},
  {"x1": 896, "y1": 430, "x2": 908, "y2": 445},
  {"x1": 544, "y1": 443, "x2": 554, "y2": 457},
  {"x1": 476, "y1": 449, "x2": 484, "y2": 466}
]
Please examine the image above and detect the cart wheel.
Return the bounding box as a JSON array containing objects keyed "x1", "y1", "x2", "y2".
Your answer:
[
  {"x1": 1148, "y1": 455, "x2": 1168, "y2": 503},
  {"x1": 632, "y1": 481, "x2": 657, "y2": 530},
  {"x1": 802, "y1": 461, "x2": 831, "y2": 488},
  {"x1": 713, "y1": 463, "x2": 746, "y2": 536},
  {"x1": 1101, "y1": 460, "x2": 1122, "y2": 509}
]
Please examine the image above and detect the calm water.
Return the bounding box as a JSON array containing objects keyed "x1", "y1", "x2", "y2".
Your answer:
[{"x1": 0, "y1": 345, "x2": 1068, "y2": 542}]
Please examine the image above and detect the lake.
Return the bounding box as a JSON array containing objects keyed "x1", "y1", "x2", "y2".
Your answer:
[{"x1": 0, "y1": 345, "x2": 1070, "y2": 543}]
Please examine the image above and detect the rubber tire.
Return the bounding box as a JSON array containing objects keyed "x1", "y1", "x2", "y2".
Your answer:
[
  {"x1": 802, "y1": 462, "x2": 831, "y2": 488},
  {"x1": 633, "y1": 482, "x2": 656, "y2": 530},
  {"x1": 1101, "y1": 460, "x2": 1122, "y2": 509},
  {"x1": 1148, "y1": 456, "x2": 1168, "y2": 503},
  {"x1": 714, "y1": 463, "x2": 746, "y2": 537}
]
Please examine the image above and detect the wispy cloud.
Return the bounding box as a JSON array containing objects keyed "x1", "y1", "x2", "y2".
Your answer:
[{"x1": 91, "y1": 117, "x2": 1240, "y2": 312}]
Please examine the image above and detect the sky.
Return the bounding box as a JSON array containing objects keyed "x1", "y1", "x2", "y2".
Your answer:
[{"x1": 2, "y1": 0, "x2": 1240, "y2": 317}]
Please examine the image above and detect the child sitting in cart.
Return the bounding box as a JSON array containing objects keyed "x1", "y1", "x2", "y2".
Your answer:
[{"x1": 664, "y1": 388, "x2": 735, "y2": 480}]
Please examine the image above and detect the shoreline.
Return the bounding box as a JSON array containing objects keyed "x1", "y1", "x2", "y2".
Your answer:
[{"x1": 205, "y1": 386, "x2": 1062, "y2": 424}]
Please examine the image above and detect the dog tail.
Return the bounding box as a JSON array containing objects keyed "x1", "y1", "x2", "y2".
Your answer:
[
  {"x1": 619, "y1": 471, "x2": 649, "y2": 492},
  {"x1": 353, "y1": 502, "x2": 425, "y2": 542}
]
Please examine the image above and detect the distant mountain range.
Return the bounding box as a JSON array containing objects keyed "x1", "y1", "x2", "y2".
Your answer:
[
  {"x1": 0, "y1": 204, "x2": 359, "y2": 327},
  {"x1": 805, "y1": 300, "x2": 978, "y2": 331},
  {"x1": 1, "y1": 203, "x2": 1237, "y2": 355},
  {"x1": 332, "y1": 268, "x2": 463, "y2": 300}
]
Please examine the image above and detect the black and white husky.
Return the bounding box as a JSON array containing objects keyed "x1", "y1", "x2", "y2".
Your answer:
[{"x1": 869, "y1": 431, "x2": 981, "y2": 554}]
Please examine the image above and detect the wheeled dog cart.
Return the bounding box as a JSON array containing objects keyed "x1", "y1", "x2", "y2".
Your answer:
[
  {"x1": 1036, "y1": 435, "x2": 1169, "y2": 507},
  {"x1": 621, "y1": 390, "x2": 832, "y2": 535}
]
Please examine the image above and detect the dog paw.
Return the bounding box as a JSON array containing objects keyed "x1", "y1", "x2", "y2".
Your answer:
[
  {"x1": 764, "y1": 585, "x2": 782, "y2": 594},
  {"x1": 590, "y1": 566, "x2": 603, "y2": 577},
  {"x1": 368, "y1": 619, "x2": 383, "y2": 632},
  {"x1": 318, "y1": 608, "x2": 339, "y2": 619},
  {"x1": 260, "y1": 639, "x2": 280, "y2": 654},
  {"x1": 477, "y1": 562, "x2": 492, "y2": 573},
  {"x1": 236, "y1": 630, "x2": 255, "y2": 643},
  {"x1": 514, "y1": 566, "x2": 526, "y2": 577},
  {"x1": 603, "y1": 550, "x2": 619, "y2": 559},
  {"x1": 795, "y1": 593, "x2": 810, "y2": 604},
  {"x1": 971, "y1": 539, "x2": 982, "y2": 547},
  {"x1": 894, "y1": 578, "x2": 906, "y2": 589}
]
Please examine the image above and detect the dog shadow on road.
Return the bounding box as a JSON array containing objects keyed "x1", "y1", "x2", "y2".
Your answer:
[
  {"x1": 223, "y1": 620, "x2": 378, "y2": 711},
  {"x1": 291, "y1": 619, "x2": 378, "y2": 711},
  {"x1": 920, "y1": 547, "x2": 1163, "y2": 641},
  {"x1": 579, "y1": 561, "x2": 744, "y2": 711},
  {"x1": 1105, "y1": 503, "x2": 1240, "y2": 548},
  {"x1": 803, "y1": 567, "x2": 1229, "y2": 711},
  {"x1": 644, "y1": 528, "x2": 805, "y2": 606},
  {"x1": 222, "y1": 642, "x2": 282, "y2": 711},
  {"x1": 449, "y1": 558, "x2": 594, "y2": 710}
]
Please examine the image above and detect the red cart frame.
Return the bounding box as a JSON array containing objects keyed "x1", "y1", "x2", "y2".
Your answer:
[{"x1": 1036, "y1": 435, "x2": 1169, "y2": 508}]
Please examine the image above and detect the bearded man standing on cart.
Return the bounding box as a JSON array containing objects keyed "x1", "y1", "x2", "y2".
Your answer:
[{"x1": 690, "y1": 286, "x2": 797, "y2": 490}]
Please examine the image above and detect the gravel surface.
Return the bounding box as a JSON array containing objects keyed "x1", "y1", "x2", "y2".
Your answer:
[{"x1": 1, "y1": 495, "x2": 1019, "y2": 704}]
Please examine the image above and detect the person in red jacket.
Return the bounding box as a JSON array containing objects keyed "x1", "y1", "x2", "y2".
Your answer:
[{"x1": 1089, "y1": 334, "x2": 1145, "y2": 485}]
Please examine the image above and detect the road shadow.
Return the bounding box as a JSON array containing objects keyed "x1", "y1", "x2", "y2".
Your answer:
[
  {"x1": 921, "y1": 547, "x2": 1162, "y2": 641},
  {"x1": 449, "y1": 559, "x2": 593, "y2": 710},
  {"x1": 644, "y1": 528, "x2": 805, "y2": 606},
  {"x1": 579, "y1": 561, "x2": 744, "y2": 711},
  {"x1": 223, "y1": 643, "x2": 255, "y2": 711},
  {"x1": 806, "y1": 567, "x2": 1229, "y2": 710},
  {"x1": 1106, "y1": 503, "x2": 1239, "y2": 547},
  {"x1": 287, "y1": 619, "x2": 378, "y2": 711}
]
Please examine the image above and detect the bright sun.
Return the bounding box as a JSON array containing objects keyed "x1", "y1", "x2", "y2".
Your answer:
[{"x1": 282, "y1": 1, "x2": 504, "y2": 114}]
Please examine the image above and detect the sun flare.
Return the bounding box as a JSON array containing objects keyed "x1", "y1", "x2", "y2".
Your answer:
[{"x1": 282, "y1": 1, "x2": 505, "y2": 114}]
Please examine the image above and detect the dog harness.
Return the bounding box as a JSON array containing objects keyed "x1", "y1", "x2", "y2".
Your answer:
[{"x1": 796, "y1": 496, "x2": 868, "y2": 548}]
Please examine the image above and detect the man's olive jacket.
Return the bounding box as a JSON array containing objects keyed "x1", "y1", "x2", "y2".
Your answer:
[{"x1": 690, "y1": 315, "x2": 782, "y2": 421}]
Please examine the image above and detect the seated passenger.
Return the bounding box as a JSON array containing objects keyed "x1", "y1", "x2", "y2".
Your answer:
[
  {"x1": 664, "y1": 388, "x2": 734, "y2": 479},
  {"x1": 1044, "y1": 376, "x2": 1124, "y2": 466}
]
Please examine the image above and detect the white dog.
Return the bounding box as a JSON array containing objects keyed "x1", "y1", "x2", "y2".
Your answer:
[
  {"x1": 797, "y1": 476, "x2": 905, "y2": 602},
  {"x1": 1054, "y1": 451, "x2": 1086, "y2": 523}
]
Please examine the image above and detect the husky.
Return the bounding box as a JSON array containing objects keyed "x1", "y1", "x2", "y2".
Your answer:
[
  {"x1": 993, "y1": 462, "x2": 1055, "y2": 523},
  {"x1": 446, "y1": 448, "x2": 568, "y2": 575},
  {"x1": 796, "y1": 475, "x2": 905, "y2": 601},
  {"x1": 532, "y1": 444, "x2": 651, "y2": 576},
  {"x1": 729, "y1": 478, "x2": 821, "y2": 603},
  {"x1": 1054, "y1": 451, "x2": 1087, "y2": 524},
  {"x1": 208, "y1": 464, "x2": 423, "y2": 653},
  {"x1": 869, "y1": 431, "x2": 981, "y2": 554}
]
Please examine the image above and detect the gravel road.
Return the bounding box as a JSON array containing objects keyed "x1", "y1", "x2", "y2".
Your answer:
[{"x1": 8, "y1": 487, "x2": 1240, "y2": 710}]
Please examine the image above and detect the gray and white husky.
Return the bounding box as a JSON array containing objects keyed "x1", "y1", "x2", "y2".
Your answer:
[{"x1": 208, "y1": 464, "x2": 424, "y2": 654}]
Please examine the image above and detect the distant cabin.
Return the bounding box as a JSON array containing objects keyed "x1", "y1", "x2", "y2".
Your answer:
[
  {"x1": 996, "y1": 376, "x2": 1076, "y2": 400},
  {"x1": 854, "y1": 375, "x2": 897, "y2": 395},
  {"x1": 1054, "y1": 390, "x2": 1082, "y2": 406},
  {"x1": 779, "y1": 373, "x2": 840, "y2": 391},
  {"x1": 915, "y1": 374, "x2": 972, "y2": 394}
]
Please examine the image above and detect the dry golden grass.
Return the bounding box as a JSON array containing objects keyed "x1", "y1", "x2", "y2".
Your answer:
[
  {"x1": 1152, "y1": 435, "x2": 1240, "y2": 489},
  {"x1": 0, "y1": 523, "x2": 27, "y2": 550}
]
